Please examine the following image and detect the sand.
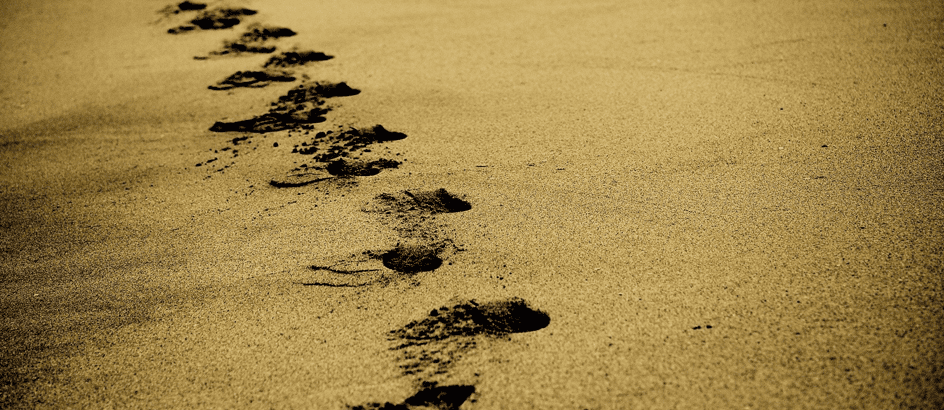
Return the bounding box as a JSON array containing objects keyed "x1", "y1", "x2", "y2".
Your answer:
[{"x1": 1, "y1": 0, "x2": 942, "y2": 408}]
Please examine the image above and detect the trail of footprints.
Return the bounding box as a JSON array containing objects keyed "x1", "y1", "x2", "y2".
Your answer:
[{"x1": 163, "y1": 3, "x2": 550, "y2": 408}]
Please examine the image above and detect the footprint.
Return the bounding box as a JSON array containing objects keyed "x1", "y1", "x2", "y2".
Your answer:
[
  {"x1": 369, "y1": 189, "x2": 472, "y2": 215},
  {"x1": 350, "y1": 383, "x2": 475, "y2": 410},
  {"x1": 325, "y1": 159, "x2": 402, "y2": 177},
  {"x1": 267, "y1": 158, "x2": 401, "y2": 188},
  {"x1": 209, "y1": 81, "x2": 359, "y2": 133},
  {"x1": 264, "y1": 49, "x2": 334, "y2": 68},
  {"x1": 284, "y1": 82, "x2": 361, "y2": 99},
  {"x1": 302, "y1": 242, "x2": 457, "y2": 287},
  {"x1": 167, "y1": 6, "x2": 257, "y2": 34},
  {"x1": 208, "y1": 70, "x2": 296, "y2": 90},
  {"x1": 389, "y1": 298, "x2": 550, "y2": 379},
  {"x1": 380, "y1": 243, "x2": 443, "y2": 273},
  {"x1": 267, "y1": 159, "x2": 402, "y2": 188},
  {"x1": 299, "y1": 125, "x2": 406, "y2": 161},
  {"x1": 302, "y1": 263, "x2": 383, "y2": 287},
  {"x1": 268, "y1": 125, "x2": 407, "y2": 186},
  {"x1": 363, "y1": 189, "x2": 470, "y2": 245},
  {"x1": 158, "y1": 1, "x2": 206, "y2": 17},
  {"x1": 208, "y1": 23, "x2": 298, "y2": 56}
]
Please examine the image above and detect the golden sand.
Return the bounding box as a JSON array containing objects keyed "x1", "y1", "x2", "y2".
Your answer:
[{"x1": 1, "y1": 0, "x2": 942, "y2": 408}]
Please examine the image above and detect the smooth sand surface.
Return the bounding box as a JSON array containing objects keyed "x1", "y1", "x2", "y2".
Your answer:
[{"x1": 2, "y1": 0, "x2": 942, "y2": 408}]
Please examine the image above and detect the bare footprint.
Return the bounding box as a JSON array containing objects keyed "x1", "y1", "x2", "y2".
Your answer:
[{"x1": 389, "y1": 298, "x2": 550, "y2": 379}]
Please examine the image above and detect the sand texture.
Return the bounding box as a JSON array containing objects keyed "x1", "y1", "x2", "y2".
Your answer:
[{"x1": 1, "y1": 0, "x2": 942, "y2": 408}]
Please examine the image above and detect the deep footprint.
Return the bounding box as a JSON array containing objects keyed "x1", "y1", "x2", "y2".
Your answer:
[
  {"x1": 350, "y1": 383, "x2": 475, "y2": 410},
  {"x1": 326, "y1": 159, "x2": 402, "y2": 177},
  {"x1": 208, "y1": 70, "x2": 296, "y2": 90}
]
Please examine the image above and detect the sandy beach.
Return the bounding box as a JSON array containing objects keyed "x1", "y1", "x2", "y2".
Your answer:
[{"x1": 2, "y1": 0, "x2": 942, "y2": 408}]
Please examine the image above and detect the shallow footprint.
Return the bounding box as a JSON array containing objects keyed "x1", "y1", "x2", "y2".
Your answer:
[
  {"x1": 368, "y1": 189, "x2": 472, "y2": 215},
  {"x1": 389, "y1": 297, "x2": 550, "y2": 378}
]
